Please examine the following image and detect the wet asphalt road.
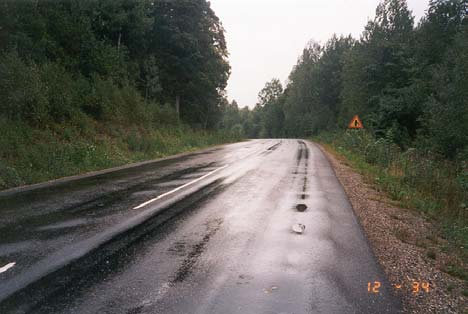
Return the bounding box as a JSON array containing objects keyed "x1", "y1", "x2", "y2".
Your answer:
[{"x1": 0, "y1": 139, "x2": 402, "y2": 314}]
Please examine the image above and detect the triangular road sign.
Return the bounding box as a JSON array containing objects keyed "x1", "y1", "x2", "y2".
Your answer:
[{"x1": 348, "y1": 115, "x2": 363, "y2": 129}]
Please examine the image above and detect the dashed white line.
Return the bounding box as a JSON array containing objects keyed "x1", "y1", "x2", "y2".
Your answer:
[
  {"x1": 133, "y1": 165, "x2": 229, "y2": 210},
  {"x1": 0, "y1": 262, "x2": 16, "y2": 274}
]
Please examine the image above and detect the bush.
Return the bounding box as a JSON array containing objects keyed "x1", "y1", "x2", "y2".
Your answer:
[
  {"x1": 0, "y1": 161, "x2": 23, "y2": 189},
  {"x1": 231, "y1": 124, "x2": 244, "y2": 138},
  {"x1": 322, "y1": 130, "x2": 467, "y2": 221},
  {"x1": 0, "y1": 52, "x2": 49, "y2": 124},
  {"x1": 41, "y1": 62, "x2": 81, "y2": 123}
]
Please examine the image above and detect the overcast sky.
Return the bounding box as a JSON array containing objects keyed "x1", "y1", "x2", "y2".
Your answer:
[{"x1": 209, "y1": 0, "x2": 429, "y2": 108}]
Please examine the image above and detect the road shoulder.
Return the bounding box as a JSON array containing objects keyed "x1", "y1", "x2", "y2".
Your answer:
[{"x1": 318, "y1": 144, "x2": 467, "y2": 314}]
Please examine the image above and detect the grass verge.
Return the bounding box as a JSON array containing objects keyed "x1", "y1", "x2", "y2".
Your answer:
[
  {"x1": 315, "y1": 131, "x2": 467, "y2": 276},
  {"x1": 0, "y1": 118, "x2": 242, "y2": 191}
]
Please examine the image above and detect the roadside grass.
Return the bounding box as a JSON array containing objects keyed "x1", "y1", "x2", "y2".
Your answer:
[
  {"x1": 315, "y1": 131, "x2": 468, "y2": 278},
  {"x1": 0, "y1": 117, "x2": 242, "y2": 191}
]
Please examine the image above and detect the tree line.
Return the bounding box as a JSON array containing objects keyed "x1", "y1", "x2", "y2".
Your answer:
[
  {"x1": 0, "y1": 0, "x2": 230, "y2": 129},
  {"x1": 224, "y1": 0, "x2": 467, "y2": 160}
]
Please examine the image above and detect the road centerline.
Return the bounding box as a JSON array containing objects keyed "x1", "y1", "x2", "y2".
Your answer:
[
  {"x1": 133, "y1": 165, "x2": 229, "y2": 210},
  {"x1": 0, "y1": 263, "x2": 16, "y2": 274}
]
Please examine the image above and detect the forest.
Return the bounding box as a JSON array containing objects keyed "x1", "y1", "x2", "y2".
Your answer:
[
  {"x1": 228, "y1": 0, "x2": 467, "y2": 159},
  {"x1": 0, "y1": 0, "x2": 238, "y2": 189},
  {"x1": 0, "y1": 0, "x2": 231, "y2": 127}
]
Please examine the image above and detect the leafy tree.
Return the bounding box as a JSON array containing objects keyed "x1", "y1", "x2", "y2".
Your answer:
[
  {"x1": 257, "y1": 79, "x2": 283, "y2": 107},
  {"x1": 420, "y1": 24, "x2": 468, "y2": 158},
  {"x1": 150, "y1": 0, "x2": 230, "y2": 127},
  {"x1": 316, "y1": 35, "x2": 355, "y2": 128},
  {"x1": 415, "y1": 0, "x2": 467, "y2": 67},
  {"x1": 360, "y1": 0, "x2": 416, "y2": 140}
]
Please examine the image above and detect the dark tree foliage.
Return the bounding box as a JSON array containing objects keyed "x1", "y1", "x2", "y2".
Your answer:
[
  {"x1": 150, "y1": 0, "x2": 230, "y2": 127},
  {"x1": 0, "y1": 0, "x2": 230, "y2": 128},
  {"x1": 248, "y1": 0, "x2": 468, "y2": 160}
]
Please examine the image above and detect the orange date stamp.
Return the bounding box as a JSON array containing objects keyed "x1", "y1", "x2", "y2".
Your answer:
[{"x1": 368, "y1": 281, "x2": 431, "y2": 294}]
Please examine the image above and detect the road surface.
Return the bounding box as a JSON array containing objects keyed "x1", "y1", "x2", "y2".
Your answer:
[{"x1": 0, "y1": 139, "x2": 401, "y2": 314}]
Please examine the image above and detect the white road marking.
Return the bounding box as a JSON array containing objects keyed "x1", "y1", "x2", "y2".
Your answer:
[
  {"x1": 133, "y1": 165, "x2": 228, "y2": 210},
  {"x1": 0, "y1": 262, "x2": 16, "y2": 274}
]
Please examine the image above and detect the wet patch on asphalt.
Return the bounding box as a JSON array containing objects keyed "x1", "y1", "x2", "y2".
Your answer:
[
  {"x1": 266, "y1": 141, "x2": 282, "y2": 151},
  {"x1": 0, "y1": 164, "x2": 219, "y2": 245},
  {"x1": 0, "y1": 180, "x2": 230, "y2": 314},
  {"x1": 260, "y1": 141, "x2": 283, "y2": 156},
  {"x1": 36, "y1": 219, "x2": 88, "y2": 231},
  {"x1": 167, "y1": 240, "x2": 187, "y2": 257},
  {"x1": 294, "y1": 141, "x2": 310, "y2": 212},
  {"x1": 171, "y1": 218, "x2": 223, "y2": 283},
  {"x1": 236, "y1": 274, "x2": 254, "y2": 285},
  {"x1": 290, "y1": 141, "x2": 311, "y2": 235}
]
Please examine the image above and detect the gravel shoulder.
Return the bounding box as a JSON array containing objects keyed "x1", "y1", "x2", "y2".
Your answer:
[{"x1": 319, "y1": 144, "x2": 467, "y2": 314}]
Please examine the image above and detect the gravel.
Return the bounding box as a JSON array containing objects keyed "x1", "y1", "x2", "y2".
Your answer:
[{"x1": 320, "y1": 145, "x2": 467, "y2": 314}]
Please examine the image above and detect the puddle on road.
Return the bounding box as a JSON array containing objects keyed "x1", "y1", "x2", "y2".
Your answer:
[{"x1": 296, "y1": 204, "x2": 308, "y2": 212}]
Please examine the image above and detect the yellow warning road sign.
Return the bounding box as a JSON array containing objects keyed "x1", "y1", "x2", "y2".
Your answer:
[{"x1": 348, "y1": 115, "x2": 363, "y2": 129}]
